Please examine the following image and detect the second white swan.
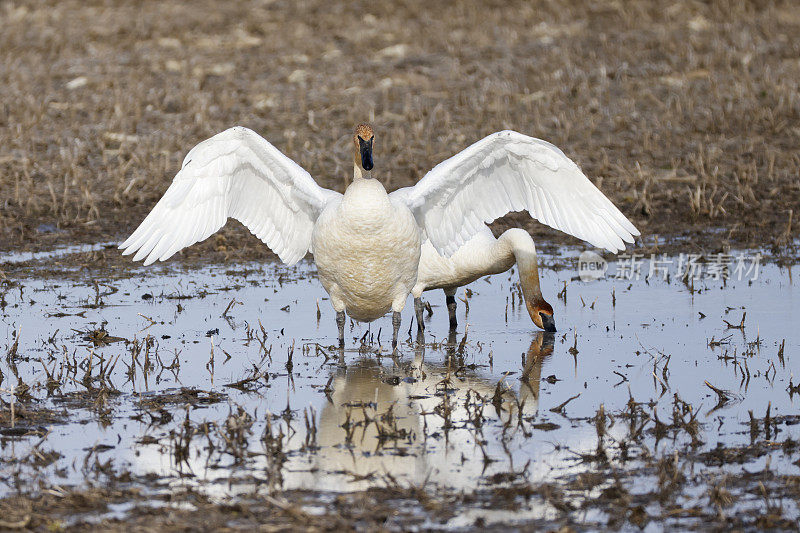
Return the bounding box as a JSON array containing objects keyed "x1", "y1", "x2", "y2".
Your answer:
[{"x1": 413, "y1": 226, "x2": 556, "y2": 332}]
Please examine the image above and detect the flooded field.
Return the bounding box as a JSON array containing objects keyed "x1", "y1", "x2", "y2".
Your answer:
[{"x1": 1, "y1": 246, "x2": 798, "y2": 530}]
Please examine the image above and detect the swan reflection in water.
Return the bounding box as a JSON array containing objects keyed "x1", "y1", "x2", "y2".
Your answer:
[
  {"x1": 132, "y1": 333, "x2": 558, "y2": 494},
  {"x1": 283, "y1": 332, "x2": 556, "y2": 491}
]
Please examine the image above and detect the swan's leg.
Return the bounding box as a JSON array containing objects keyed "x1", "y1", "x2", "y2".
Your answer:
[
  {"x1": 414, "y1": 297, "x2": 425, "y2": 334},
  {"x1": 328, "y1": 287, "x2": 347, "y2": 348},
  {"x1": 336, "y1": 311, "x2": 346, "y2": 348},
  {"x1": 391, "y1": 312, "x2": 401, "y2": 349},
  {"x1": 390, "y1": 291, "x2": 409, "y2": 350},
  {"x1": 445, "y1": 288, "x2": 458, "y2": 330}
]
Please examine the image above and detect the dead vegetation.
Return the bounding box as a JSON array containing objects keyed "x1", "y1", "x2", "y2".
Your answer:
[{"x1": 1, "y1": 0, "x2": 798, "y2": 261}]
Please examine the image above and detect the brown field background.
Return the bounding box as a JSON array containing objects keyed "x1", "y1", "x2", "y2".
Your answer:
[{"x1": 1, "y1": 0, "x2": 798, "y2": 260}]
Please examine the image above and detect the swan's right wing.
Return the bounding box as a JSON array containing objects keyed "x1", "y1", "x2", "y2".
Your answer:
[
  {"x1": 391, "y1": 130, "x2": 639, "y2": 256},
  {"x1": 120, "y1": 126, "x2": 340, "y2": 266}
]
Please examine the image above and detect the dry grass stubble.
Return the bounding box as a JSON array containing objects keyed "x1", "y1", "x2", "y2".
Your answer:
[{"x1": 1, "y1": 0, "x2": 798, "y2": 261}]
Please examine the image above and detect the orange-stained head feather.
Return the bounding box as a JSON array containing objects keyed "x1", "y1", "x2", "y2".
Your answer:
[{"x1": 354, "y1": 124, "x2": 374, "y2": 143}]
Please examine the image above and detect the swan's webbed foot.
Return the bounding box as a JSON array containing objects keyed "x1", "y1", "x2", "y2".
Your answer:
[
  {"x1": 391, "y1": 311, "x2": 401, "y2": 349},
  {"x1": 336, "y1": 311, "x2": 345, "y2": 348},
  {"x1": 446, "y1": 293, "x2": 458, "y2": 330}
]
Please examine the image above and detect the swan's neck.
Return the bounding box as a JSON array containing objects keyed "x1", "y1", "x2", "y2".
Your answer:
[{"x1": 496, "y1": 229, "x2": 543, "y2": 303}]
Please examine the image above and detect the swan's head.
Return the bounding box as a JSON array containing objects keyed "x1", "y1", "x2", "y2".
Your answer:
[
  {"x1": 353, "y1": 123, "x2": 374, "y2": 173},
  {"x1": 527, "y1": 298, "x2": 556, "y2": 332}
]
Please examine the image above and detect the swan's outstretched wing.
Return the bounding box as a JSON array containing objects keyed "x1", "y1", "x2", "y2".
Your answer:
[
  {"x1": 391, "y1": 130, "x2": 639, "y2": 256},
  {"x1": 120, "y1": 126, "x2": 340, "y2": 266}
]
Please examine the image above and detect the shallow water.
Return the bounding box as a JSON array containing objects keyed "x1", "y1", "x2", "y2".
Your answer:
[
  {"x1": 1, "y1": 248, "x2": 798, "y2": 526},
  {"x1": 0, "y1": 242, "x2": 115, "y2": 265}
]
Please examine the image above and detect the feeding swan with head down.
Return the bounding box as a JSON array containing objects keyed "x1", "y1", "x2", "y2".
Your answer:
[
  {"x1": 120, "y1": 125, "x2": 638, "y2": 347},
  {"x1": 414, "y1": 226, "x2": 556, "y2": 332}
]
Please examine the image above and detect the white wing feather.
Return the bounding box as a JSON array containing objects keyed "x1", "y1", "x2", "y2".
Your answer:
[
  {"x1": 120, "y1": 126, "x2": 340, "y2": 266},
  {"x1": 391, "y1": 130, "x2": 639, "y2": 256}
]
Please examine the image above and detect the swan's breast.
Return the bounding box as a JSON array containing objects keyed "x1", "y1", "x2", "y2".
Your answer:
[{"x1": 312, "y1": 179, "x2": 421, "y2": 321}]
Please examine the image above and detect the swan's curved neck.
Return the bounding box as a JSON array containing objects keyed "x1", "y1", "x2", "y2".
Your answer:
[{"x1": 497, "y1": 229, "x2": 543, "y2": 303}]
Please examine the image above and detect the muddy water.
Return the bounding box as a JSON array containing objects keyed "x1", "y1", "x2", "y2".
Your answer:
[{"x1": 1, "y1": 248, "x2": 798, "y2": 525}]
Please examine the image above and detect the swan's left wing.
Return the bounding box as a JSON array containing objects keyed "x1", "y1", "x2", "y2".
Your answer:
[
  {"x1": 391, "y1": 130, "x2": 639, "y2": 256},
  {"x1": 120, "y1": 126, "x2": 340, "y2": 266}
]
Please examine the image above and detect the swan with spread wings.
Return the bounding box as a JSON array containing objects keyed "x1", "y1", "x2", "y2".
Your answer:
[{"x1": 121, "y1": 125, "x2": 638, "y2": 348}]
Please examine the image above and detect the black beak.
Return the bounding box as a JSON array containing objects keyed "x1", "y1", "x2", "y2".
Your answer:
[
  {"x1": 359, "y1": 137, "x2": 373, "y2": 171},
  {"x1": 540, "y1": 313, "x2": 556, "y2": 332}
]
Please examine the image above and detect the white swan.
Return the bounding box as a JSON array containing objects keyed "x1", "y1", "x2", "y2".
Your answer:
[
  {"x1": 413, "y1": 226, "x2": 557, "y2": 332},
  {"x1": 120, "y1": 125, "x2": 638, "y2": 347}
]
